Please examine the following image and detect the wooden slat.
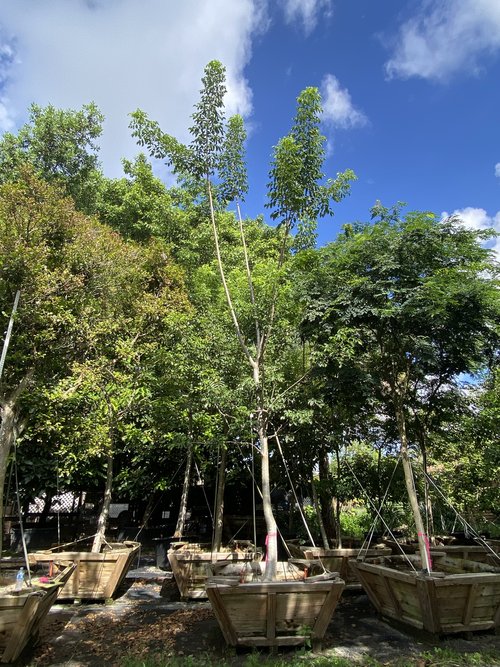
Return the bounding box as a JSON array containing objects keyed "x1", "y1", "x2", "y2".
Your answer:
[
  {"x1": 311, "y1": 581, "x2": 343, "y2": 639},
  {"x1": 2, "y1": 594, "x2": 40, "y2": 662},
  {"x1": 441, "y1": 620, "x2": 495, "y2": 633},
  {"x1": 237, "y1": 635, "x2": 307, "y2": 647},
  {"x1": 434, "y1": 574, "x2": 500, "y2": 586},
  {"x1": 354, "y1": 561, "x2": 417, "y2": 584},
  {"x1": 205, "y1": 586, "x2": 238, "y2": 645},
  {"x1": 493, "y1": 598, "x2": 500, "y2": 628},
  {"x1": 416, "y1": 577, "x2": 440, "y2": 633},
  {"x1": 382, "y1": 574, "x2": 404, "y2": 617},
  {"x1": 103, "y1": 553, "x2": 127, "y2": 598},
  {"x1": 266, "y1": 593, "x2": 276, "y2": 640},
  {"x1": 351, "y1": 567, "x2": 383, "y2": 614}
]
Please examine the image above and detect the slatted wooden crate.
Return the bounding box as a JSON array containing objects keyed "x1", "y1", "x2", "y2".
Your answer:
[
  {"x1": 430, "y1": 544, "x2": 500, "y2": 567},
  {"x1": 351, "y1": 554, "x2": 500, "y2": 635},
  {"x1": 384, "y1": 540, "x2": 500, "y2": 566},
  {"x1": 0, "y1": 563, "x2": 75, "y2": 663},
  {"x1": 206, "y1": 576, "x2": 345, "y2": 648},
  {"x1": 168, "y1": 543, "x2": 258, "y2": 600},
  {"x1": 33, "y1": 541, "x2": 140, "y2": 601},
  {"x1": 288, "y1": 543, "x2": 391, "y2": 586}
]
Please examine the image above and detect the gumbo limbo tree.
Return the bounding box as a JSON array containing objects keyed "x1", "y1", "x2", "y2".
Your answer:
[{"x1": 131, "y1": 60, "x2": 355, "y2": 579}]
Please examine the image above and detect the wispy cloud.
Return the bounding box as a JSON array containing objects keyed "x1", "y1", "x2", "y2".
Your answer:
[
  {"x1": 321, "y1": 74, "x2": 368, "y2": 129},
  {"x1": 385, "y1": 0, "x2": 500, "y2": 81},
  {"x1": 0, "y1": 98, "x2": 14, "y2": 132},
  {"x1": 280, "y1": 0, "x2": 332, "y2": 36},
  {"x1": 443, "y1": 206, "x2": 500, "y2": 259},
  {"x1": 0, "y1": 0, "x2": 267, "y2": 176},
  {"x1": 495, "y1": 162, "x2": 500, "y2": 178}
]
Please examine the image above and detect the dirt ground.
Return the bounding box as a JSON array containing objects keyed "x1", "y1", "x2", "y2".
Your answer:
[{"x1": 20, "y1": 563, "x2": 500, "y2": 667}]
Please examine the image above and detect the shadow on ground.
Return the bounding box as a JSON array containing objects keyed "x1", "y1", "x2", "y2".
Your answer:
[{"x1": 19, "y1": 564, "x2": 500, "y2": 667}]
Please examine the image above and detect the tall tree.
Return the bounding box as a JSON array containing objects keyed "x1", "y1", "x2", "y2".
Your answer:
[
  {"x1": 131, "y1": 63, "x2": 355, "y2": 578},
  {"x1": 0, "y1": 167, "x2": 189, "y2": 551},
  {"x1": 300, "y1": 205, "x2": 499, "y2": 569}
]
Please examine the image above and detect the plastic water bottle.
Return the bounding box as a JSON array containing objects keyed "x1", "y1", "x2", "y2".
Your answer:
[{"x1": 15, "y1": 567, "x2": 24, "y2": 591}]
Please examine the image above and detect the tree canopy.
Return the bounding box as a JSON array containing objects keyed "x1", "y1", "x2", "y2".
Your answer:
[{"x1": 1, "y1": 65, "x2": 499, "y2": 561}]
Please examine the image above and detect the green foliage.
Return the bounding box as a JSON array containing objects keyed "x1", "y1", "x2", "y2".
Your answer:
[
  {"x1": 0, "y1": 166, "x2": 193, "y2": 503},
  {"x1": 218, "y1": 114, "x2": 248, "y2": 205},
  {"x1": 3, "y1": 64, "x2": 498, "y2": 551},
  {"x1": 339, "y1": 502, "x2": 372, "y2": 539},
  {"x1": 189, "y1": 60, "x2": 227, "y2": 179},
  {"x1": 428, "y1": 367, "x2": 500, "y2": 523},
  {"x1": 95, "y1": 154, "x2": 187, "y2": 243},
  {"x1": 266, "y1": 86, "x2": 356, "y2": 249},
  {"x1": 131, "y1": 61, "x2": 228, "y2": 191},
  {"x1": 0, "y1": 102, "x2": 104, "y2": 212},
  {"x1": 300, "y1": 207, "x2": 499, "y2": 442}
]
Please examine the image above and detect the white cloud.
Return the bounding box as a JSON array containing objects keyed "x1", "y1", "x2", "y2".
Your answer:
[
  {"x1": 385, "y1": 0, "x2": 500, "y2": 81},
  {"x1": 280, "y1": 0, "x2": 332, "y2": 35},
  {"x1": 0, "y1": 0, "x2": 267, "y2": 177},
  {"x1": 495, "y1": 163, "x2": 500, "y2": 178},
  {"x1": 321, "y1": 74, "x2": 367, "y2": 129},
  {"x1": 442, "y1": 206, "x2": 500, "y2": 258},
  {"x1": 0, "y1": 98, "x2": 14, "y2": 132}
]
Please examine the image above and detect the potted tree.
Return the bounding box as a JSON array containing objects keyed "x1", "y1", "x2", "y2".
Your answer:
[{"x1": 131, "y1": 61, "x2": 355, "y2": 646}]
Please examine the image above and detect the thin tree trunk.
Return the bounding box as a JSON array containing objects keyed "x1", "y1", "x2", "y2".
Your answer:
[
  {"x1": 0, "y1": 375, "x2": 31, "y2": 555},
  {"x1": 318, "y1": 447, "x2": 336, "y2": 545},
  {"x1": 334, "y1": 447, "x2": 342, "y2": 548},
  {"x1": 335, "y1": 497, "x2": 342, "y2": 548},
  {"x1": 0, "y1": 291, "x2": 20, "y2": 381},
  {"x1": 311, "y1": 480, "x2": 329, "y2": 549},
  {"x1": 139, "y1": 492, "x2": 157, "y2": 531},
  {"x1": 213, "y1": 445, "x2": 227, "y2": 551},
  {"x1": 236, "y1": 202, "x2": 261, "y2": 351},
  {"x1": 39, "y1": 492, "x2": 53, "y2": 525},
  {"x1": 420, "y1": 434, "x2": 435, "y2": 542},
  {"x1": 395, "y1": 402, "x2": 432, "y2": 572},
  {"x1": 207, "y1": 179, "x2": 281, "y2": 579},
  {"x1": 174, "y1": 440, "x2": 193, "y2": 539},
  {"x1": 92, "y1": 451, "x2": 113, "y2": 553},
  {"x1": 259, "y1": 417, "x2": 277, "y2": 581},
  {"x1": 0, "y1": 401, "x2": 17, "y2": 555}
]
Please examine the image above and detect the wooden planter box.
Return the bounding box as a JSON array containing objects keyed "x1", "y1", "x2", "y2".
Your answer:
[
  {"x1": 0, "y1": 563, "x2": 75, "y2": 663},
  {"x1": 206, "y1": 576, "x2": 345, "y2": 648},
  {"x1": 351, "y1": 555, "x2": 500, "y2": 635},
  {"x1": 384, "y1": 540, "x2": 500, "y2": 566},
  {"x1": 33, "y1": 540, "x2": 140, "y2": 601},
  {"x1": 288, "y1": 544, "x2": 391, "y2": 587},
  {"x1": 430, "y1": 544, "x2": 500, "y2": 567},
  {"x1": 168, "y1": 543, "x2": 258, "y2": 600}
]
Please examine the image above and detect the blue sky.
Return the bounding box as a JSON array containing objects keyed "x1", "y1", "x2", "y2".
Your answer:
[{"x1": 0, "y1": 0, "x2": 499, "y2": 252}]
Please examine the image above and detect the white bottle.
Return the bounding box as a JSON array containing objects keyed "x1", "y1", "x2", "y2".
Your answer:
[{"x1": 15, "y1": 567, "x2": 24, "y2": 591}]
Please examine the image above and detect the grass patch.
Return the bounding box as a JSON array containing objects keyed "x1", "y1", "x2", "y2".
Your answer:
[{"x1": 120, "y1": 646, "x2": 500, "y2": 667}]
